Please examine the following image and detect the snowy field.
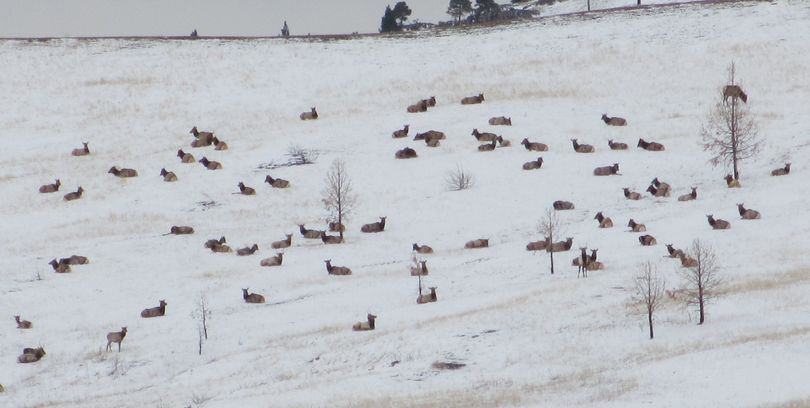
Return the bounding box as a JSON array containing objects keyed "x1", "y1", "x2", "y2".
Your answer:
[{"x1": 2, "y1": 1, "x2": 810, "y2": 407}]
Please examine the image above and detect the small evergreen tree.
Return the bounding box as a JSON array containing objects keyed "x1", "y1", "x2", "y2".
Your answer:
[
  {"x1": 281, "y1": 21, "x2": 290, "y2": 38},
  {"x1": 393, "y1": 2, "x2": 413, "y2": 26},
  {"x1": 447, "y1": 0, "x2": 473, "y2": 24},
  {"x1": 380, "y1": 6, "x2": 399, "y2": 33},
  {"x1": 474, "y1": 0, "x2": 500, "y2": 22}
]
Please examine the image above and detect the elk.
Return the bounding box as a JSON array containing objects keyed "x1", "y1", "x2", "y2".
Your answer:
[
  {"x1": 549, "y1": 237, "x2": 573, "y2": 252},
  {"x1": 361, "y1": 217, "x2": 386, "y2": 233},
  {"x1": 18, "y1": 347, "x2": 46, "y2": 363},
  {"x1": 414, "y1": 130, "x2": 445, "y2": 141},
  {"x1": 413, "y1": 243, "x2": 433, "y2": 254},
  {"x1": 299, "y1": 224, "x2": 323, "y2": 239},
  {"x1": 601, "y1": 114, "x2": 627, "y2": 126},
  {"x1": 496, "y1": 136, "x2": 511, "y2": 147},
  {"x1": 623, "y1": 188, "x2": 641, "y2": 200},
  {"x1": 522, "y1": 157, "x2": 543, "y2": 170},
  {"x1": 526, "y1": 238, "x2": 550, "y2": 251},
  {"x1": 320, "y1": 231, "x2": 343, "y2": 244},
  {"x1": 572, "y1": 247, "x2": 590, "y2": 277},
  {"x1": 190, "y1": 127, "x2": 214, "y2": 146},
  {"x1": 737, "y1": 203, "x2": 761, "y2": 220},
  {"x1": 71, "y1": 142, "x2": 90, "y2": 156},
  {"x1": 489, "y1": 116, "x2": 512, "y2": 126},
  {"x1": 210, "y1": 242, "x2": 232, "y2": 253},
  {"x1": 352, "y1": 314, "x2": 376, "y2": 331},
  {"x1": 49, "y1": 259, "x2": 71, "y2": 273},
  {"x1": 260, "y1": 253, "x2": 284, "y2": 267},
  {"x1": 170, "y1": 226, "x2": 194, "y2": 235},
  {"x1": 237, "y1": 244, "x2": 259, "y2": 256},
  {"x1": 395, "y1": 147, "x2": 418, "y2": 159},
  {"x1": 63, "y1": 186, "x2": 84, "y2": 201},
  {"x1": 465, "y1": 238, "x2": 489, "y2": 249},
  {"x1": 678, "y1": 187, "x2": 697, "y2": 202},
  {"x1": 472, "y1": 129, "x2": 498, "y2": 142},
  {"x1": 723, "y1": 85, "x2": 748, "y2": 103},
  {"x1": 461, "y1": 93, "x2": 484, "y2": 104},
  {"x1": 324, "y1": 259, "x2": 352, "y2": 275},
  {"x1": 205, "y1": 236, "x2": 226, "y2": 249},
  {"x1": 242, "y1": 288, "x2": 265, "y2": 303},
  {"x1": 177, "y1": 149, "x2": 195, "y2": 163},
  {"x1": 417, "y1": 287, "x2": 438, "y2": 304},
  {"x1": 771, "y1": 163, "x2": 791, "y2": 176},
  {"x1": 593, "y1": 163, "x2": 619, "y2": 176},
  {"x1": 666, "y1": 244, "x2": 684, "y2": 259},
  {"x1": 646, "y1": 185, "x2": 671, "y2": 197},
  {"x1": 300, "y1": 107, "x2": 318, "y2": 120},
  {"x1": 141, "y1": 300, "x2": 167, "y2": 318},
  {"x1": 392, "y1": 124, "x2": 409, "y2": 138},
  {"x1": 108, "y1": 166, "x2": 138, "y2": 178},
  {"x1": 271, "y1": 234, "x2": 292, "y2": 249},
  {"x1": 106, "y1": 327, "x2": 128, "y2": 352},
  {"x1": 678, "y1": 252, "x2": 698, "y2": 268},
  {"x1": 639, "y1": 235, "x2": 657, "y2": 246},
  {"x1": 407, "y1": 100, "x2": 428, "y2": 113},
  {"x1": 521, "y1": 138, "x2": 548, "y2": 151},
  {"x1": 15, "y1": 315, "x2": 32, "y2": 329},
  {"x1": 594, "y1": 212, "x2": 613, "y2": 228},
  {"x1": 553, "y1": 200, "x2": 574, "y2": 210},
  {"x1": 724, "y1": 174, "x2": 741, "y2": 188},
  {"x1": 199, "y1": 157, "x2": 222, "y2": 170},
  {"x1": 424, "y1": 96, "x2": 437, "y2": 107},
  {"x1": 707, "y1": 215, "x2": 731, "y2": 230},
  {"x1": 411, "y1": 260, "x2": 428, "y2": 276},
  {"x1": 608, "y1": 139, "x2": 628, "y2": 150},
  {"x1": 160, "y1": 168, "x2": 177, "y2": 182},
  {"x1": 237, "y1": 182, "x2": 256, "y2": 195},
  {"x1": 571, "y1": 139, "x2": 595, "y2": 153},
  {"x1": 478, "y1": 140, "x2": 496, "y2": 152},
  {"x1": 39, "y1": 179, "x2": 61, "y2": 193},
  {"x1": 424, "y1": 137, "x2": 440, "y2": 148},
  {"x1": 328, "y1": 221, "x2": 346, "y2": 232},
  {"x1": 637, "y1": 138, "x2": 665, "y2": 151},
  {"x1": 59, "y1": 255, "x2": 90, "y2": 265},
  {"x1": 651, "y1": 177, "x2": 671, "y2": 192},
  {"x1": 264, "y1": 175, "x2": 290, "y2": 188},
  {"x1": 627, "y1": 219, "x2": 647, "y2": 232},
  {"x1": 209, "y1": 136, "x2": 227, "y2": 151}
]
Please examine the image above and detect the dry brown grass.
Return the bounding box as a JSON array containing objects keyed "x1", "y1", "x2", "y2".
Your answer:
[
  {"x1": 724, "y1": 268, "x2": 810, "y2": 296},
  {"x1": 760, "y1": 399, "x2": 810, "y2": 408}
]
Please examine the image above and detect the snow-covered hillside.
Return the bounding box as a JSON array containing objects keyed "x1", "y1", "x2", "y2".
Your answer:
[{"x1": 2, "y1": 1, "x2": 809, "y2": 407}]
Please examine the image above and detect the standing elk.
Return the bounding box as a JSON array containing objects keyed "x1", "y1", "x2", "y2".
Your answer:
[
  {"x1": 237, "y1": 244, "x2": 259, "y2": 256},
  {"x1": 723, "y1": 85, "x2": 748, "y2": 103},
  {"x1": 593, "y1": 163, "x2": 619, "y2": 176},
  {"x1": 707, "y1": 215, "x2": 731, "y2": 230},
  {"x1": 15, "y1": 315, "x2": 32, "y2": 329},
  {"x1": 177, "y1": 149, "x2": 195, "y2": 163},
  {"x1": 141, "y1": 300, "x2": 167, "y2": 318},
  {"x1": 771, "y1": 163, "x2": 791, "y2": 176},
  {"x1": 601, "y1": 114, "x2": 627, "y2": 126},
  {"x1": 325, "y1": 259, "x2": 352, "y2": 275},
  {"x1": 160, "y1": 168, "x2": 177, "y2": 182},
  {"x1": 522, "y1": 157, "x2": 543, "y2": 170},
  {"x1": 264, "y1": 175, "x2": 290, "y2": 188},
  {"x1": 392, "y1": 125, "x2": 409, "y2": 138},
  {"x1": 71, "y1": 142, "x2": 90, "y2": 156},
  {"x1": 521, "y1": 138, "x2": 548, "y2": 152},
  {"x1": 395, "y1": 147, "x2": 418, "y2": 159},
  {"x1": 199, "y1": 157, "x2": 222, "y2": 170},
  {"x1": 108, "y1": 166, "x2": 138, "y2": 178},
  {"x1": 465, "y1": 239, "x2": 489, "y2": 249},
  {"x1": 417, "y1": 287, "x2": 438, "y2": 304},
  {"x1": 18, "y1": 347, "x2": 46, "y2": 363},
  {"x1": 299, "y1": 224, "x2": 323, "y2": 239},
  {"x1": 638, "y1": 235, "x2": 657, "y2": 246},
  {"x1": 571, "y1": 139, "x2": 594, "y2": 153},
  {"x1": 413, "y1": 243, "x2": 433, "y2": 254},
  {"x1": 361, "y1": 217, "x2": 386, "y2": 233},
  {"x1": 106, "y1": 327, "x2": 128, "y2": 352},
  {"x1": 472, "y1": 129, "x2": 498, "y2": 142},
  {"x1": 678, "y1": 187, "x2": 697, "y2": 202},
  {"x1": 637, "y1": 138, "x2": 665, "y2": 151},
  {"x1": 594, "y1": 212, "x2": 613, "y2": 228},
  {"x1": 39, "y1": 179, "x2": 61, "y2": 193},
  {"x1": 242, "y1": 288, "x2": 265, "y2": 303},
  {"x1": 553, "y1": 200, "x2": 574, "y2": 210},
  {"x1": 271, "y1": 234, "x2": 292, "y2": 249},
  {"x1": 461, "y1": 93, "x2": 484, "y2": 104},
  {"x1": 300, "y1": 107, "x2": 318, "y2": 120},
  {"x1": 352, "y1": 314, "x2": 376, "y2": 331},
  {"x1": 623, "y1": 188, "x2": 641, "y2": 200},
  {"x1": 724, "y1": 174, "x2": 741, "y2": 188},
  {"x1": 489, "y1": 116, "x2": 511, "y2": 126},
  {"x1": 627, "y1": 219, "x2": 647, "y2": 232},
  {"x1": 260, "y1": 253, "x2": 284, "y2": 267},
  {"x1": 737, "y1": 203, "x2": 761, "y2": 220},
  {"x1": 608, "y1": 139, "x2": 628, "y2": 150}
]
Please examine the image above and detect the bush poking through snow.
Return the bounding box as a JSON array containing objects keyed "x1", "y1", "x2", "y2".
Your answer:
[{"x1": 445, "y1": 165, "x2": 475, "y2": 191}]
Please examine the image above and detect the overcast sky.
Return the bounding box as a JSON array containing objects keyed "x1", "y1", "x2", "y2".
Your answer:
[{"x1": 0, "y1": 0, "x2": 452, "y2": 37}]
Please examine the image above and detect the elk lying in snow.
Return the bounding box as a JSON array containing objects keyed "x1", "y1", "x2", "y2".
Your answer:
[
  {"x1": 723, "y1": 85, "x2": 748, "y2": 103},
  {"x1": 771, "y1": 163, "x2": 791, "y2": 176},
  {"x1": 623, "y1": 188, "x2": 641, "y2": 200},
  {"x1": 522, "y1": 157, "x2": 543, "y2": 170},
  {"x1": 211, "y1": 137, "x2": 228, "y2": 150},
  {"x1": 489, "y1": 116, "x2": 511, "y2": 126},
  {"x1": 601, "y1": 114, "x2": 626, "y2": 126},
  {"x1": 478, "y1": 140, "x2": 496, "y2": 151},
  {"x1": 526, "y1": 238, "x2": 550, "y2": 251},
  {"x1": 395, "y1": 147, "x2": 418, "y2": 159},
  {"x1": 260, "y1": 253, "x2": 284, "y2": 267},
  {"x1": 608, "y1": 139, "x2": 628, "y2": 150},
  {"x1": 417, "y1": 287, "x2": 438, "y2": 304},
  {"x1": 299, "y1": 224, "x2": 323, "y2": 239},
  {"x1": 361, "y1": 217, "x2": 386, "y2": 233},
  {"x1": 39, "y1": 179, "x2": 61, "y2": 193},
  {"x1": 594, "y1": 212, "x2": 613, "y2": 228},
  {"x1": 71, "y1": 142, "x2": 90, "y2": 156},
  {"x1": 199, "y1": 157, "x2": 222, "y2": 170},
  {"x1": 324, "y1": 259, "x2": 352, "y2": 275},
  {"x1": 707, "y1": 215, "x2": 731, "y2": 230},
  {"x1": 205, "y1": 236, "x2": 226, "y2": 249},
  {"x1": 160, "y1": 168, "x2": 177, "y2": 182},
  {"x1": 352, "y1": 314, "x2": 377, "y2": 331},
  {"x1": 496, "y1": 136, "x2": 511, "y2": 147},
  {"x1": 108, "y1": 166, "x2": 138, "y2": 178},
  {"x1": 63, "y1": 186, "x2": 84, "y2": 201},
  {"x1": 549, "y1": 237, "x2": 574, "y2": 252},
  {"x1": 170, "y1": 226, "x2": 194, "y2": 235},
  {"x1": 237, "y1": 182, "x2": 255, "y2": 195},
  {"x1": 646, "y1": 185, "x2": 671, "y2": 197},
  {"x1": 678, "y1": 252, "x2": 698, "y2": 268},
  {"x1": 106, "y1": 327, "x2": 128, "y2": 352},
  {"x1": 521, "y1": 138, "x2": 548, "y2": 151},
  {"x1": 414, "y1": 130, "x2": 445, "y2": 141},
  {"x1": 472, "y1": 129, "x2": 498, "y2": 142},
  {"x1": 666, "y1": 244, "x2": 684, "y2": 259},
  {"x1": 60, "y1": 255, "x2": 89, "y2": 265},
  {"x1": 15, "y1": 315, "x2": 32, "y2": 329},
  {"x1": 242, "y1": 288, "x2": 265, "y2": 303},
  {"x1": 553, "y1": 200, "x2": 574, "y2": 210},
  {"x1": 300, "y1": 107, "x2": 318, "y2": 120},
  {"x1": 18, "y1": 347, "x2": 46, "y2": 363},
  {"x1": 141, "y1": 300, "x2": 167, "y2": 318},
  {"x1": 411, "y1": 260, "x2": 428, "y2": 276},
  {"x1": 49, "y1": 259, "x2": 71, "y2": 273},
  {"x1": 320, "y1": 231, "x2": 343, "y2": 244},
  {"x1": 177, "y1": 149, "x2": 195, "y2": 163},
  {"x1": 264, "y1": 175, "x2": 290, "y2": 188},
  {"x1": 237, "y1": 244, "x2": 259, "y2": 255},
  {"x1": 271, "y1": 234, "x2": 292, "y2": 249},
  {"x1": 627, "y1": 219, "x2": 647, "y2": 232},
  {"x1": 651, "y1": 177, "x2": 672, "y2": 192},
  {"x1": 678, "y1": 187, "x2": 697, "y2": 201},
  {"x1": 737, "y1": 203, "x2": 761, "y2": 219},
  {"x1": 637, "y1": 138, "x2": 665, "y2": 151},
  {"x1": 571, "y1": 139, "x2": 594, "y2": 153},
  {"x1": 461, "y1": 93, "x2": 484, "y2": 104},
  {"x1": 639, "y1": 235, "x2": 657, "y2": 246},
  {"x1": 424, "y1": 137, "x2": 440, "y2": 148},
  {"x1": 465, "y1": 239, "x2": 489, "y2": 249},
  {"x1": 392, "y1": 124, "x2": 409, "y2": 138},
  {"x1": 593, "y1": 163, "x2": 619, "y2": 176},
  {"x1": 210, "y1": 242, "x2": 232, "y2": 253},
  {"x1": 407, "y1": 100, "x2": 428, "y2": 113},
  {"x1": 413, "y1": 243, "x2": 433, "y2": 254},
  {"x1": 724, "y1": 174, "x2": 741, "y2": 188},
  {"x1": 190, "y1": 127, "x2": 214, "y2": 146}
]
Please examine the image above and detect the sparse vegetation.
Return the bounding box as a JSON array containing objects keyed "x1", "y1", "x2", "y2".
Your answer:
[{"x1": 445, "y1": 165, "x2": 475, "y2": 191}]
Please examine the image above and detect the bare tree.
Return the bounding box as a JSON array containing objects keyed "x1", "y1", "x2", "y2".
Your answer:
[
  {"x1": 678, "y1": 239, "x2": 722, "y2": 325},
  {"x1": 445, "y1": 164, "x2": 475, "y2": 191},
  {"x1": 191, "y1": 291, "x2": 211, "y2": 355},
  {"x1": 322, "y1": 159, "x2": 357, "y2": 241},
  {"x1": 701, "y1": 62, "x2": 761, "y2": 181},
  {"x1": 634, "y1": 262, "x2": 666, "y2": 339},
  {"x1": 538, "y1": 208, "x2": 563, "y2": 275}
]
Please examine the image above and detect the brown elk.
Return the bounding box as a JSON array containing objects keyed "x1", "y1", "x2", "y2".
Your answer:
[
  {"x1": 623, "y1": 188, "x2": 641, "y2": 200},
  {"x1": 71, "y1": 142, "x2": 90, "y2": 156},
  {"x1": 141, "y1": 300, "x2": 167, "y2": 318},
  {"x1": 637, "y1": 138, "x2": 665, "y2": 151},
  {"x1": 325, "y1": 259, "x2": 352, "y2": 275},
  {"x1": 212, "y1": 137, "x2": 228, "y2": 151},
  {"x1": 300, "y1": 107, "x2": 318, "y2": 120},
  {"x1": 424, "y1": 96, "x2": 437, "y2": 107},
  {"x1": 413, "y1": 130, "x2": 445, "y2": 141},
  {"x1": 666, "y1": 244, "x2": 684, "y2": 259},
  {"x1": 395, "y1": 147, "x2": 418, "y2": 159},
  {"x1": 299, "y1": 224, "x2": 323, "y2": 239},
  {"x1": 160, "y1": 168, "x2": 178, "y2": 182},
  {"x1": 647, "y1": 184, "x2": 671, "y2": 197},
  {"x1": 63, "y1": 186, "x2": 84, "y2": 201},
  {"x1": 49, "y1": 259, "x2": 71, "y2": 273},
  {"x1": 627, "y1": 219, "x2": 647, "y2": 232},
  {"x1": 526, "y1": 238, "x2": 550, "y2": 251},
  {"x1": 608, "y1": 139, "x2": 628, "y2": 150},
  {"x1": 461, "y1": 93, "x2": 484, "y2": 104},
  {"x1": 237, "y1": 182, "x2": 256, "y2": 195},
  {"x1": 724, "y1": 174, "x2": 741, "y2": 188},
  {"x1": 242, "y1": 288, "x2": 265, "y2": 303},
  {"x1": 707, "y1": 215, "x2": 731, "y2": 230},
  {"x1": 638, "y1": 235, "x2": 657, "y2": 246},
  {"x1": 465, "y1": 238, "x2": 489, "y2": 249},
  {"x1": 737, "y1": 203, "x2": 761, "y2": 220},
  {"x1": 352, "y1": 314, "x2": 376, "y2": 331},
  {"x1": 59, "y1": 255, "x2": 90, "y2": 265},
  {"x1": 18, "y1": 347, "x2": 46, "y2": 363},
  {"x1": 320, "y1": 231, "x2": 343, "y2": 244},
  {"x1": 679, "y1": 252, "x2": 698, "y2": 268},
  {"x1": 260, "y1": 253, "x2": 284, "y2": 267},
  {"x1": 521, "y1": 138, "x2": 548, "y2": 152},
  {"x1": 392, "y1": 124, "x2": 409, "y2": 138},
  {"x1": 723, "y1": 85, "x2": 748, "y2": 103},
  {"x1": 522, "y1": 157, "x2": 543, "y2": 170},
  {"x1": 170, "y1": 226, "x2": 194, "y2": 235},
  {"x1": 407, "y1": 100, "x2": 428, "y2": 113},
  {"x1": 328, "y1": 221, "x2": 346, "y2": 232},
  {"x1": 489, "y1": 116, "x2": 511, "y2": 126},
  {"x1": 553, "y1": 200, "x2": 574, "y2": 210},
  {"x1": 177, "y1": 149, "x2": 195, "y2": 163},
  {"x1": 15, "y1": 315, "x2": 32, "y2": 329},
  {"x1": 411, "y1": 260, "x2": 428, "y2": 276},
  {"x1": 413, "y1": 243, "x2": 433, "y2": 254},
  {"x1": 39, "y1": 179, "x2": 61, "y2": 193},
  {"x1": 108, "y1": 166, "x2": 138, "y2": 178},
  {"x1": 593, "y1": 163, "x2": 619, "y2": 176},
  {"x1": 478, "y1": 140, "x2": 496, "y2": 152},
  {"x1": 472, "y1": 129, "x2": 498, "y2": 142},
  {"x1": 571, "y1": 139, "x2": 594, "y2": 153},
  {"x1": 210, "y1": 242, "x2": 232, "y2": 253},
  {"x1": 771, "y1": 163, "x2": 790, "y2": 176},
  {"x1": 549, "y1": 237, "x2": 573, "y2": 252},
  {"x1": 190, "y1": 127, "x2": 214, "y2": 146},
  {"x1": 361, "y1": 217, "x2": 386, "y2": 233},
  {"x1": 651, "y1": 177, "x2": 671, "y2": 192},
  {"x1": 199, "y1": 157, "x2": 222, "y2": 170},
  {"x1": 601, "y1": 114, "x2": 627, "y2": 126},
  {"x1": 417, "y1": 287, "x2": 438, "y2": 304},
  {"x1": 271, "y1": 234, "x2": 292, "y2": 249},
  {"x1": 496, "y1": 136, "x2": 511, "y2": 147},
  {"x1": 205, "y1": 236, "x2": 226, "y2": 249},
  {"x1": 594, "y1": 212, "x2": 613, "y2": 228},
  {"x1": 264, "y1": 175, "x2": 290, "y2": 188},
  {"x1": 678, "y1": 187, "x2": 697, "y2": 202},
  {"x1": 237, "y1": 244, "x2": 259, "y2": 255},
  {"x1": 106, "y1": 327, "x2": 128, "y2": 352}
]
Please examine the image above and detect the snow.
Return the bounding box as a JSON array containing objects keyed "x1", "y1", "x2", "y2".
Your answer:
[{"x1": 2, "y1": 1, "x2": 810, "y2": 407}]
